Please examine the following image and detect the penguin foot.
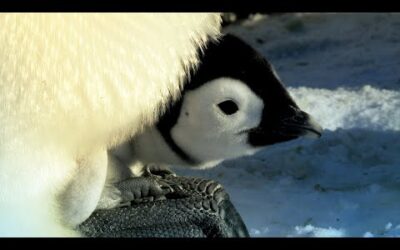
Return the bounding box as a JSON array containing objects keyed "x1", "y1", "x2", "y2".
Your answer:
[
  {"x1": 114, "y1": 173, "x2": 174, "y2": 206},
  {"x1": 80, "y1": 175, "x2": 250, "y2": 237},
  {"x1": 143, "y1": 164, "x2": 176, "y2": 178}
]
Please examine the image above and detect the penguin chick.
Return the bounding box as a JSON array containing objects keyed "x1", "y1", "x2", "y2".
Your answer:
[
  {"x1": 128, "y1": 34, "x2": 322, "y2": 168},
  {"x1": 98, "y1": 34, "x2": 322, "y2": 209}
]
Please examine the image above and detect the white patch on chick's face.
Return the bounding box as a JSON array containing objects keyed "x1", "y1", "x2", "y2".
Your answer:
[{"x1": 170, "y1": 77, "x2": 264, "y2": 167}]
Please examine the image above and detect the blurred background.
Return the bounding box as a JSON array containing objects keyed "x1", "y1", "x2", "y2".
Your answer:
[{"x1": 176, "y1": 13, "x2": 400, "y2": 237}]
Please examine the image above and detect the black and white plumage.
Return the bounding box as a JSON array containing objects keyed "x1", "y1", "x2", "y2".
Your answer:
[
  {"x1": 99, "y1": 34, "x2": 323, "y2": 210},
  {"x1": 121, "y1": 34, "x2": 322, "y2": 169}
]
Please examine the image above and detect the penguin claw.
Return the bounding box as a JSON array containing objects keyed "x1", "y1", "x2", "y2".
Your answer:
[
  {"x1": 144, "y1": 164, "x2": 176, "y2": 178},
  {"x1": 114, "y1": 175, "x2": 174, "y2": 205}
]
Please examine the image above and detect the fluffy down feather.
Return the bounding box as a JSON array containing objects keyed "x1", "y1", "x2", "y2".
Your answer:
[{"x1": 0, "y1": 13, "x2": 221, "y2": 236}]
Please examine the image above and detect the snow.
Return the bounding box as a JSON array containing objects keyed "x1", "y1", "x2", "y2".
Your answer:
[
  {"x1": 293, "y1": 225, "x2": 345, "y2": 237},
  {"x1": 175, "y1": 13, "x2": 400, "y2": 237}
]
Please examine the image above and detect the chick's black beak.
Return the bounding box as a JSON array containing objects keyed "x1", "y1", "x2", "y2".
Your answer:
[
  {"x1": 279, "y1": 108, "x2": 323, "y2": 139},
  {"x1": 247, "y1": 106, "x2": 323, "y2": 147}
]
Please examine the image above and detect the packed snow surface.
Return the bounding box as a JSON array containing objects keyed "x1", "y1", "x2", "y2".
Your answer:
[{"x1": 175, "y1": 13, "x2": 400, "y2": 237}]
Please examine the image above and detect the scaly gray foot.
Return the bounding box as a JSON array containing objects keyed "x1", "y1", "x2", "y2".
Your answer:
[
  {"x1": 115, "y1": 165, "x2": 176, "y2": 206},
  {"x1": 79, "y1": 175, "x2": 249, "y2": 237},
  {"x1": 144, "y1": 164, "x2": 176, "y2": 178}
]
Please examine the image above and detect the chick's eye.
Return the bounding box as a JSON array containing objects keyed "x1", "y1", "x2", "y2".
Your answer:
[{"x1": 217, "y1": 100, "x2": 239, "y2": 115}]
